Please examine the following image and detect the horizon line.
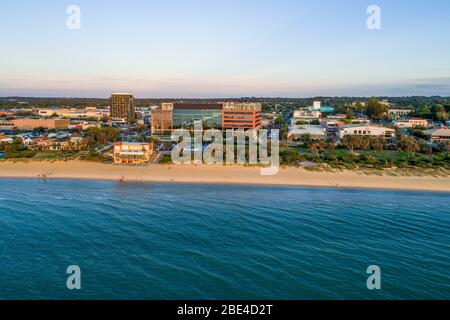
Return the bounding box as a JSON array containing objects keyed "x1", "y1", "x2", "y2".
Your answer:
[{"x1": 2, "y1": 95, "x2": 450, "y2": 100}]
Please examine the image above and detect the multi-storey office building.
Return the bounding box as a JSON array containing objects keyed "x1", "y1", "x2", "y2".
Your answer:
[
  {"x1": 222, "y1": 102, "x2": 262, "y2": 130},
  {"x1": 151, "y1": 109, "x2": 173, "y2": 136},
  {"x1": 110, "y1": 93, "x2": 135, "y2": 120},
  {"x1": 172, "y1": 103, "x2": 223, "y2": 130},
  {"x1": 151, "y1": 102, "x2": 223, "y2": 140}
]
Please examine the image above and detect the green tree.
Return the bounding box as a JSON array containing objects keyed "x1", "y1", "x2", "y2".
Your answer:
[
  {"x1": 299, "y1": 134, "x2": 312, "y2": 147},
  {"x1": 355, "y1": 102, "x2": 365, "y2": 114},
  {"x1": 397, "y1": 136, "x2": 420, "y2": 153},
  {"x1": 86, "y1": 127, "x2": 120, "y2": 145},
  {"x1": 341, "y1": 135, "x2": 362, "y2": 153},
  {"x1": 274, "y1": 116, "x2": 285, "y2": 126},
  {"x1": 417, "y1": 106, "x2": 432, "y2": 119},
  {"x1": 346, "y1": 109, "x2": 355, "y2": 120},
  {"x1": 366, "y1": 98, "x2": 387, "y2": 120}
]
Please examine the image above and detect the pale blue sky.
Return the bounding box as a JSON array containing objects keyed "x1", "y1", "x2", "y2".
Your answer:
[{"x1": 0, "y1": 0, "x2": 449, "y2": 97}]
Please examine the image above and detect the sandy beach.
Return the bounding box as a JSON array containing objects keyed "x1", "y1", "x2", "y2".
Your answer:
[{"x1": 0, "y1": 160, "x2": 449, "y2": 192}]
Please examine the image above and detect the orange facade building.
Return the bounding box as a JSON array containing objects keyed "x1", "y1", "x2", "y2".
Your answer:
[{"x1": 222, "y1": 102, "x2": 262, "y2": 130}]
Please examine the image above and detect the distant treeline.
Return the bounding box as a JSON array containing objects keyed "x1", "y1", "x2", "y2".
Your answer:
[{"x1": 1, "y1": 96, "x2": 450, "y2": 111}]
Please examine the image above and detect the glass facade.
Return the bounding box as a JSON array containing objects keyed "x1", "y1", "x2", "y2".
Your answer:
[{"x1": 173, "y1": 110, "x2": 222, "y2": 129}]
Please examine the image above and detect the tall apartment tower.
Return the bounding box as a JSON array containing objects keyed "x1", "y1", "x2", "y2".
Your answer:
[{"x1": 110, "y1": 93, "x2": 136, "y2": 120}]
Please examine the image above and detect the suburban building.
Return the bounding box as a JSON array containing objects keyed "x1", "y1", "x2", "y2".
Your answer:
[
  {"x1": 110, "y1": 93, "x2": 135, "y2": 120},
  {"x1": 113, "y1": 142, "x2": 153, "y2": 165},
  {"x1": 288, "y1": 125, "x2": 326, "y2": 141},
  {"x1": 31, "y1": 137, "x2": 54, "y2": 149},
  {"x1": 424, "y1": 128, "x2": 450, "y2": 143},
  {"x1": 351, "y1": 101, "x2": 367, "y2": 107},
  {"x1": 260, "y1": 113, "x2": 278, "y2": 127},
  {"x1": 292, "y1": 109, "x2": 322, "y2": 122},
  {"x1": 38, "y1": 107, "x2": 109, "y2": 119},
  {"x1": 305, "y1": 101, "x2": 334, "y2": 113},
  {"x1": 327, "y1": 115, "x2": 371, "y2": 124},
  {"x1": 379, "y1": 99, "x2": 391, "y2": 107},
  {"x1": 387, "y1": 109, "x2": 414, "y2": 119},
  {"x1": 222, "y1": 102, "x2": 262, "y2": 130},
  {"x1": 0, "y1": 119, "x2": 70, "y2": 131},
  {"x1": 313, "y1": 101, "x2": 322, "y2": 110},
  {"x1": 394, "y1": 118, "x2": 429, "y2": 128},
  {"x1": 339, "y1": 124, "x2": 396, "y2": 139},
  {"x1": 325, "y1": 121, "x2": 345, "y2": 139}
]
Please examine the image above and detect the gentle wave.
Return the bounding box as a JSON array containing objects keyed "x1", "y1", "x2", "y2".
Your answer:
[{"x1": 0, "y1": 179, "x2": 449, "y2": 300}]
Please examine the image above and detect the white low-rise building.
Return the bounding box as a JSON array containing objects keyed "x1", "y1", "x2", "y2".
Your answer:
[
  {"x1": 424, "y1": 127, "x2": 450, "y2": 143},
  {"x1": 293, "y1": 109, "x2": 322, "y2": 119},
  {"x1": 339, "y1": 125, "x2": 395, "y2": 139},
  {"x1": 394, "y1": 118, "x2": 429, "y2": 128}
]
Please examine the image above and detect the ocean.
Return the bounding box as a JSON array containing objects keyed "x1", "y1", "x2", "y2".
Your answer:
[{"x1": 0, "y1": 179, "x2": 448, "y2": 300}]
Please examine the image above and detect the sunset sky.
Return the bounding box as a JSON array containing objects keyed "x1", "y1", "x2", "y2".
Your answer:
[{"x1": 1, "y1": 0, "x2": 449, "y2": 97}]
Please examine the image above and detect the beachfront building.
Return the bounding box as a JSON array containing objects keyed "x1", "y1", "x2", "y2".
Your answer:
[
  {"x1": 222, "y1": 102, "x2": 262, "y2": 130},
  {"x1": 151, "y1": 102, "x2": 223, "y2": 140},
  {"x1": 110, "y1": 93, "x2": 135, "y2": 120},
  {"x1": 394, "y1": 118, "x2": 429, "y2": 128},
  {"x1": 172, "y1": 103, "x2": 223, "y2": 130},
  {"x1": 113, "y1": 142, "x2": 153, "y2": 165},
  {"x1": 424, "y1": 127, "x2": 450, "y2": 143},
  {"x1": 151, "y1": 109, "x2": 173, "y2": 137},
  {"x1": 0, "y1": 119, "x2": 70, "y2": 131},
  {"x1": 339, "y1": 124, "x2": 396, "y2": 140},
  {"x1": 0, "y1": 137, "x2": 14, "y2": 144}
]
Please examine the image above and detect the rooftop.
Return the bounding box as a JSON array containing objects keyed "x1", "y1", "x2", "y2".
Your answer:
[
  {"x1": 111, "y1": 93, "x2": 134, "y2": 96},
  {"x1": 424, "y1": 128, "x2": 450, "y2": 136}
]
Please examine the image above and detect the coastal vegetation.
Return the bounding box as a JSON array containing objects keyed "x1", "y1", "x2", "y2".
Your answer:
[{"x1": 280, "y1": 144, "x2": 450, "y2": 176}]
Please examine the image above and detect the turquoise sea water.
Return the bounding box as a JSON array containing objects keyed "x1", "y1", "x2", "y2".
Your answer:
[{"x1": 0, "y1": 179, "x2": 448, "y2": 300}]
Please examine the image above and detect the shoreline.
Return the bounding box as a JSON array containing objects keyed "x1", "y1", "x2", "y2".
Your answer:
[{"x1": 1, "y1": 160, "x2": 450, "y2": 193}]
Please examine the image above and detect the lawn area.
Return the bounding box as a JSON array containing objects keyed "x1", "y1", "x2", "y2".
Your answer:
[{"x1": 1, "y1": 150, "x2": 78, "y2": 161}]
